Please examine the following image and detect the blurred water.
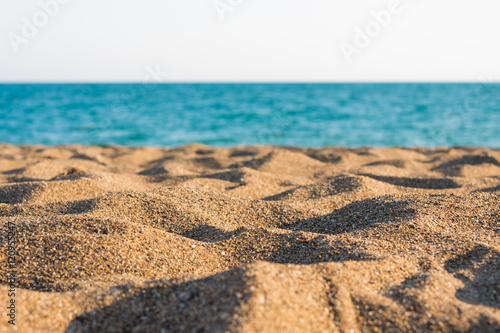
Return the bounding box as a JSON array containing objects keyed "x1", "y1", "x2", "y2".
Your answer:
[{"x1": 0, "y1": 83, "x2": 499, "y2": 147}]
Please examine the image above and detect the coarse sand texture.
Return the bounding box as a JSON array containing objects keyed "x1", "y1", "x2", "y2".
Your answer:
[{"x1": 0, "y1": 144, "x2": 499, "y2": 332}]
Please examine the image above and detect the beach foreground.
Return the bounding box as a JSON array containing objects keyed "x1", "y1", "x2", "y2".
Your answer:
[{"x1": 0, "y1": 144, "x2": 499, "y2": 332}]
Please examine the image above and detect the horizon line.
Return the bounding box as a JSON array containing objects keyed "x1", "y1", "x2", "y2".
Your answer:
[{"x1": 1, "y1": 81, "x2": 499, "y2": 85}]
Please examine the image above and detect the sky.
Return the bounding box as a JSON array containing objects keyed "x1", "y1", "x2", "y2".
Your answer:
[{"x1": 1, "y1": 0, "x2": 499, "y2": 82}]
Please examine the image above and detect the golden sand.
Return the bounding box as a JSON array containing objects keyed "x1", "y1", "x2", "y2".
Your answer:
[{"x1": 0, "y1": 144, "x2": 499, "y2": 332}]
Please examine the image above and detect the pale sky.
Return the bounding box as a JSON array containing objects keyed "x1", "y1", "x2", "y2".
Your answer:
[{"x1": 1, "y1": 0, "x2": 499, "y2": 82}]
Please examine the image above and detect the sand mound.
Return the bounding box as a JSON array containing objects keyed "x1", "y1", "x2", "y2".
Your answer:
[
  {"x1": 230, "y1": 148, "x2": 327, "y2": 177},
  {"x1": 0, "y1": 145, "x2": 499, "y2": 332},
  {"x1": 264, "y1": 175, "x2": 362, "y2": 201},
  {"x1": 432, "y1": 154, "x2": 500, "y2": 177}
]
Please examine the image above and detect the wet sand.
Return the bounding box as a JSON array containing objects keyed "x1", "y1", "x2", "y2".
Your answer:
[{"x1": 0, "y1": 144, "x2": 499, "y2": 332}]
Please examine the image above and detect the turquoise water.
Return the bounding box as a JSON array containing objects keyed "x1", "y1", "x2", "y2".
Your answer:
[{"x1": 0, "y1": 83, "x2": 499, "y2": 147}]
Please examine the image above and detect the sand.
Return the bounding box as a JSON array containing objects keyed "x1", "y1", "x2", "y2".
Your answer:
[{"x1": 0, "y1": 144, "x2": 499, "y2": 332}]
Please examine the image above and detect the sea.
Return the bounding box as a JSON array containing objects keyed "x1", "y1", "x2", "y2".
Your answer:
[{"x1": 1, "y1": 83, "x2": 499, "y2": 148}]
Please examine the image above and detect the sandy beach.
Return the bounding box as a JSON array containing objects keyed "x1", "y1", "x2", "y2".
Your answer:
[{"x1": 0, "y1": 144, "x2": 499, "y2": 332}]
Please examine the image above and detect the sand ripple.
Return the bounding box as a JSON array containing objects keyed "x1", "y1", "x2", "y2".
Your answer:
[{"x1": 0, "y1": 145, "x2": 499, "y2": 332}]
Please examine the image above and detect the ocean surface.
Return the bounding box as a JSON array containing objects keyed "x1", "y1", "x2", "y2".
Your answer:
[{"x1": 0, "y1": 83, "x2": 499, "y2": 147}]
